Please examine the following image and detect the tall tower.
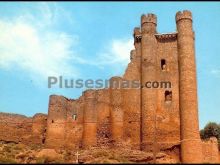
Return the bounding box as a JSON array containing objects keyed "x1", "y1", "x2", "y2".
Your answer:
[
  {"x1": 45, "y1": 95, "x2": 67, "y2": 149},
  {"x1": 110, "y1": 77, "x2": 124, "y2": 145},
  {"x1": 141, "y1": 14, "x2": 158, "y2": 152},
  {"x1": 176, "y1": 10, "x2": 203, "y2": 163},
  {"x1": 82, "y1": 90, "x2": 97, "y2": 148}
]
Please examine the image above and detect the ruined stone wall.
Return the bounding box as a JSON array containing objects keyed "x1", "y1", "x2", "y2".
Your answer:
[
  {"x1": 123, "y1": 40, "x2": 141, "y2": 149},
  {"x1": 45, "y1": 95, "x2": 67, "y2": 149},
  {"x1": 82, "y1": 90, "x2": 98, "y2": 148},
  {"x1": 219, "y1": 152, "x2": 220, "y2": 163},
  {"x1": 0, "y1": 112, "x2": 47, "y2": 146},
  {"x1": 64, "y1": 98, "x2": 84, "y2": 150},
  {"x1": 109, "y1": 77, "x2": 124, "y2": 146},
  {"x1": 0, "y1": 112, "x2": 33, "y2": 144},
  {"x1": 202, "y1": 137, "x2": 219, "y2": 163},
  {"x1": 32, "y1": 113, "x2": 47, "y2": 145},
  {"x1": 1, "y1": 10, "x2": 219, "y2": 164},
  {"x1": 96, "y1": 89, "x2": 111, "y2": 147}
]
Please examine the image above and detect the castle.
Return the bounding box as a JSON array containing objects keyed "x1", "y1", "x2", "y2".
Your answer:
[{"x1": 0, "y1": 10, "x2": 219, "y2": 163}]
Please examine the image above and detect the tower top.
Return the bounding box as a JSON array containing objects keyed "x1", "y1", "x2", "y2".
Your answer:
[
  {"x1": 141, "y1": 13, "x2": 157, "y2": 26},
  {"x1": 133, "y1": 27, "x2": 141, "y2": 37},
  {"x1": 176, "y1": 10, "x2": 192, "y2": 22}
]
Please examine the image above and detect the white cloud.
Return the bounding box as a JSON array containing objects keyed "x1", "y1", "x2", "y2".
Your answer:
[
  {"x1": 0, "y1": 3, "x2": 81, "y2": 85},
  {"x1": 93, "y1": 38, "x2": 134, "y2": 67},
  {"x1": 0, "y1": 3, "x2": 134, "y2": 86}
]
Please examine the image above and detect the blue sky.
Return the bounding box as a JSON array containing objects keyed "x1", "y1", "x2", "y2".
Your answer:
[{"x1": 0, "y1": 2, "x2": 220, "y2": 129}]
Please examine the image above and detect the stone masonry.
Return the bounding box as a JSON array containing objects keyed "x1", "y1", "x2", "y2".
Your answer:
[{"x1": 0, "y1": 10, "x2": 219, "y2": 163}]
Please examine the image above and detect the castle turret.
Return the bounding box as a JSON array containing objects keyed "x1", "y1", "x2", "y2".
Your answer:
[
  {"x1": 45, "y1": 95, "x2": 67, "y2": 149},
  {"x1": 32, "y1": 113, "x2": 47, "y2": 145},
  {"x1": 141, "y1": 14, "x2": 157, "y2": 34},
  {"x1": 96, "y1": 89, "x2": 111, "y2": 146},
  {"x1": 176, "y1": 10, "x2": 203, "y2": 163},
  {"x1": 141, "y1": 14, "x2": 158, "y2": 152},
  {"x1": 82, "y1": 90, "x2": 97, "y2": 148},
  {"x1": 110, "y1": 77, "x2": 124, "y2": 145}
]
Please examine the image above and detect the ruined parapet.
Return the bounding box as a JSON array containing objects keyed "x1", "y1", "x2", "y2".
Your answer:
[
  {"x1": 96, "y1": 89, "x2": 111, "y2": 147},
  {"x1": 123, "y1": 29, "x2": 142, "y2": 150},
  {"x1": 176, "y1": 10, "x2": 203, "y2": 163},
  {"x1": 122, "y1": 28, "x2": 141, "y2": 150},
  {"x1": 45, "y1": 95, "x2": 67, "y2": 149},
  {"x1": 130, "y1": 49, "x2": 136, "y2": 61},
  {"x1": 32, "y1": 113, "x2": 47, "y2": 145},
  {"x1": 123, "y1": 50, "x2": 141, "y2": 81},
  {"x1": 141, "y1": 13, "x2": 158, "y2": 152},
  {"x1": 202, "y1": 137, "x2": 219, "y2": 163},
  {"x1": 123, "y1": 27, "x2": 142, "y2": 80},
  {"x1": 122, "y1": 83, "x2": 141, "y2": 150},
  {"x1": 77, "y1": 95, "x2": 85, "y2": 148},
  {"x1": 0, "y1": 112, "x2": 32, "y2": 144},
  {"x1": 110, "y1": 77, "x2": 124, "y2": 146},
  {"x1": 82, "y1": 89, "x2": 97, "y2": 148}
]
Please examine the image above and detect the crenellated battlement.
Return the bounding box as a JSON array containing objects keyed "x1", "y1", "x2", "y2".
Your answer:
[
  {"x1": 141, "y1": 13, "x2": 157, "y2": 25},
  {"x1": 132, "y1": 32, "x2": 178, "y2": 42},
  {"x1": 155, "y1": 32, "x2": 177, "y2": 40},
  {"x1": 176, "y1": 10, "x2": 192, "y2": 22}
]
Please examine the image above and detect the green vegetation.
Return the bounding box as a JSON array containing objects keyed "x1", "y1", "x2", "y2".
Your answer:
[{"x1": 200, "y1": 122, "x2": 220, "y2": 150}]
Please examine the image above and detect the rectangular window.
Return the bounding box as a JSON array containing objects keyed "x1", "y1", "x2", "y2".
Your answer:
[
  {"x1": 161, "y1": 59, "x2": 166, "y2": 71},
  {"x1": 165, "y1": 90, "x2": 172, "y2": 102},
  {"x1": 73, "y1": 114, "x2": 77, "y2": 121}
]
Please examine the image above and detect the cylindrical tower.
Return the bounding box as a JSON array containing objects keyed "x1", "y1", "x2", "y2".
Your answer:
[
  {"x1": 110, "y1": 77, "x2": 124, "y2": 146},
  {"x1": 32, "y1": 113, "x2": 47, "y2": 145},
  {"x1": 141, "y1": 14, "x2": 158, "y2": 152},
  {"x1": 96, "y1": 89, "x2": 111, "y2": 146},
  {"x1": 176, "y1": 10, "x2": 203, "y2": 163},
  {"x1": 82, "y1": 89, "x2": 97, "y2": 148},
  {"x1": 45, "y1": 95, "x2": 67, "y2": 149}
]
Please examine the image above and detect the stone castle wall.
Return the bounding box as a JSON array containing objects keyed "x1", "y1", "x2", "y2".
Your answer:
[
  {"x1": 202, "y1": 137, "x2": 219, "y2": 163},
  {"x1": 0, "y1": 10, "x2": 219, "y2": 163},
  {"x1": 0, "y1": 112, "x2": 47, "y2": 146}
]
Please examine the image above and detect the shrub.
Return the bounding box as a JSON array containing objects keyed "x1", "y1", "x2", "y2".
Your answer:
[{"x1": 200, "y1": 122, "x2": 220, "y2": 150}]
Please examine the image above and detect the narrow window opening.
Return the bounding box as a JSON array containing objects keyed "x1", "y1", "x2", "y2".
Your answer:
[
  {"x1": 51, "y1": 120, "x2": 54, "y2": 123},
  {"x1": 73, "y1": 114, "x2": 77, "y2": 121},
  {"x1": 161, "y1": 59, "x2": 166, "y2": 71},
  {"x1": 42, "y1": 138, "x2": 45, "y2": 144},
  {"x1": 165, "y1": 91, "x2": 172, "y2": 102}
]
